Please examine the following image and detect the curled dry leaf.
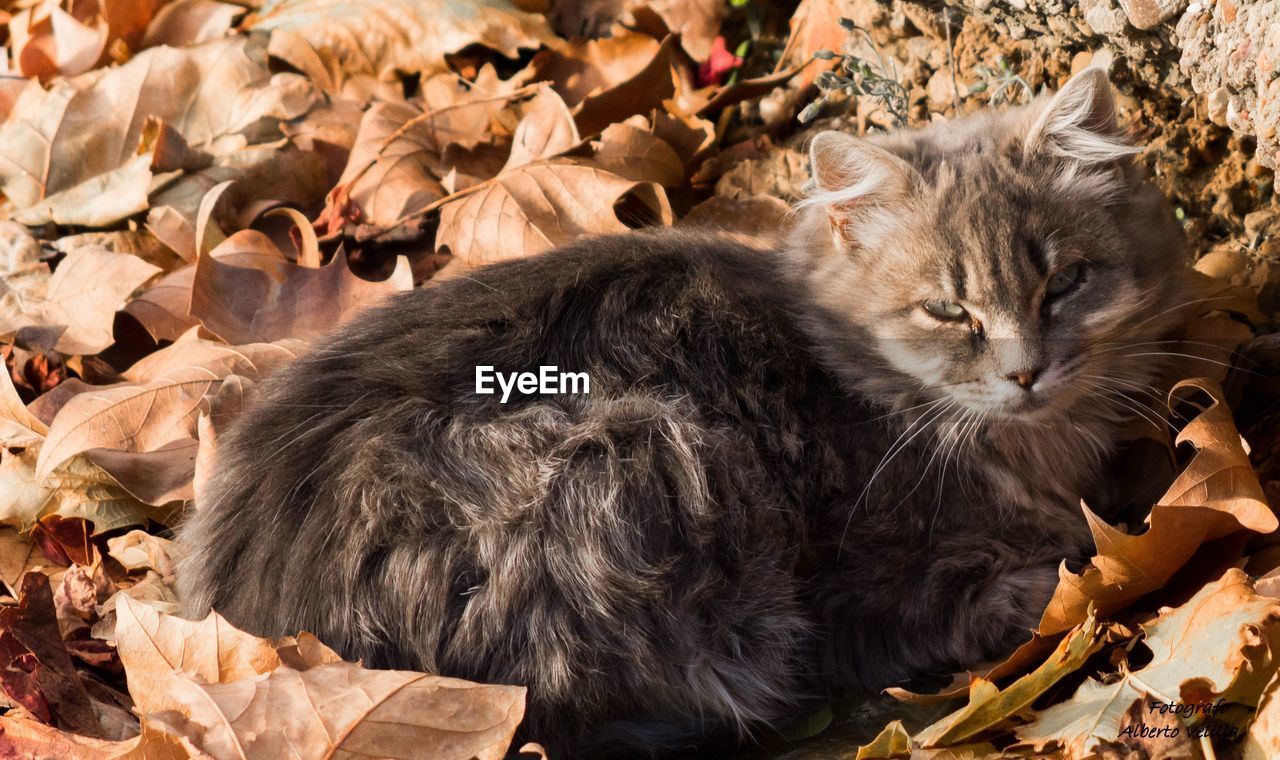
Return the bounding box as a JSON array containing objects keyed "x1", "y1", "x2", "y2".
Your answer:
[
  {"x1": 1037, "y1": 378, "x2": 1275, "y2": 637},
  {"x1": 913, "y1": 609, "x2": 1104, "y2": 749},
  {"x1": 140, "y1": 0, "x2": 243, "y2": 49},
  {"x1": 0, "y1": 573, "x2": 106, "y2": 737},
  {"x1": 247, "y1": 0, "x2": 557, "y2": 82},
  {"x1": 775, "y1": 0, "x2": 845, "y2": 90},
  {"x1": 434, "y1": 161, "x2": 672, "y2": 268},
  {"x1": 7, "y1": 1, "x2": 109, "y2": 81},
  {"x1": 29, "y1": 337, "x2": 300, "y2": 507},
  {"x1": 503, "y1": 86, "x2": 580, "y2": 172},
  {"x1": 1012, "y1": 569, "x2": 1280, "y2": 757},
  {"x1": 114, "y1": 595, "x2": 285, "y2": 715},
  {"x1": 331, "y1": 102, "x2": 449, "y2": 229},
  {"x1": 121, "y1": 266, "x2": 198, "y2": 343}
]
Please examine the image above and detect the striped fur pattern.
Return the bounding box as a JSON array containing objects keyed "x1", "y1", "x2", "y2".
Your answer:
[{"x1": 177, "y1": 68, "x2": 1195, "y2": 757}]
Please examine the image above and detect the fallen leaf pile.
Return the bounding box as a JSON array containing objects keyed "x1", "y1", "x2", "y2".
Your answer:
[{"x1": 0, "y1": 0, "x2": 1276, "y2": 758}]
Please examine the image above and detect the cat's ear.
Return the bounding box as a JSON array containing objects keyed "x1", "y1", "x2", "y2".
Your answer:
[
  {"x1": 804, "y1": 131, "x2": 916, "y2": 241},
  {"x1": 1024, "y1": 66, "x2": 1139, "y2": 164}
]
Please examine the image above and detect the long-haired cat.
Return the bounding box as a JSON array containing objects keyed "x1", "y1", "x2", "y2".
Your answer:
[{"x1": 178, "y1": 66, "x2": 1195, "y2": 757}]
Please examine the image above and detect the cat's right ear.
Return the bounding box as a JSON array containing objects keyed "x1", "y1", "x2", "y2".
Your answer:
[{"x1": 804, "y1": 131, "x2": 915, "y2": 243}]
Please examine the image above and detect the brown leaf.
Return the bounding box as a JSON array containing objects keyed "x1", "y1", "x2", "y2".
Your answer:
[
  {"x1": 435, "y1": 160, "x2": 672, "y2": 268},
  {"x1": 531, "y1": 33, "x2": 679, "y2": 136},
  {"x1": 775, "y1": 0, "x2": 845, "y2": 90},
  {"x1": 0, "y1": 528, "x2": 60, "y2": 592},
  {"x1": 31, "y1": 515, "x2": 96, "y2": 569},
  {"x1": 7, "y1": 2, "x2": 110, "y2": 80},
  {"x1": 0, "y1": 245, "x2": 161, "y2": 356},
  {"x1": 590, "y1": 118, "x2": 685, "y2": 186},
  {"x1": 678, "y1": 194, "x2": 791, "y2": 240},
  {"x1": 247, "y1": 0, "x2": 557, "y2": 82},
  {"x1": 157, "y1": 662, "x2": 526, "y2": 760},
  {"x1": 113, "y1": 595, "x2": 284, "y2": 716},
  {"x1": 30, "y1": 337, "x2": 299, "y2": 507},
  {"x1": 1013, "y1": 569, "x2": 1279, "y2": 756},
  {"x1": 503, "y1": 86, "x2": 581, "y2": 172},
  {"x1": 121, "y1": 266, "x2": 199, "y2": 344},
  {"x1": 639, "y1": 0, "x2": 725, "y2": 61},
  {"x1": 0, "y1": 714, "x2": 130, "y2": 760},
  {"x1": 0, "y1": 573, "x2": 105, "y2": 737},
  {"x1": 0, "y1": 35, "x2": 316, "y2": 226},
  {"x1": 140, "y1": 0, "x2": 243, "y2": 49},
  {"x1": 330, "y1": 102, "x2": 449, "y2": 228},
  {"x1": 1037, "y1": 379, "x2": 1275, "y2": 637},
  {"x1": 0, "y1": 448, "x2": 152, "y2": 534},
  {"x1": 191, "y1": 229, "x2": 412, "y2": 344}
]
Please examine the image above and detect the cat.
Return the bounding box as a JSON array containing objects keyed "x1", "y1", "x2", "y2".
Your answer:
[{"x1": 177, "y1": 66, "x2": 1195, "y2": 757}]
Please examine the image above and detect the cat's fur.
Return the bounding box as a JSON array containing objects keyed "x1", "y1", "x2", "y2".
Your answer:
[{"x1": 178, "y1": 68, "x2": 1195, "y2": 757}]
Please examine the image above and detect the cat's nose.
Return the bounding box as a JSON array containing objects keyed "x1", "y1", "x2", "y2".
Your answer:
[{"x1": 1007, "y1": 368, "x2": 1042, "y2": 390}]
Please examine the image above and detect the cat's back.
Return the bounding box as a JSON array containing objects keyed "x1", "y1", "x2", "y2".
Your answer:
[
  {"x1": 313, "y1": 228, "x2": 813, "y2": 409},
  {"x1": 177, "y1": 230, "x2": 836, "y2": 697}
]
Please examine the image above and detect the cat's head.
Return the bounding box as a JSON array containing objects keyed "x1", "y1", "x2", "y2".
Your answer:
[{"x1": 792, "y1": 66, "x2": 1193, "y2": 426}]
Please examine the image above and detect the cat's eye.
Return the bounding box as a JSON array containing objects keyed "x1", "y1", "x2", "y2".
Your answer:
[
  {"x1": 1046, "y1": 263, "x2": 1085, "y2": 298},
  {"x1": 922, "y1": 300, "x2": 967, "y2": 321}
]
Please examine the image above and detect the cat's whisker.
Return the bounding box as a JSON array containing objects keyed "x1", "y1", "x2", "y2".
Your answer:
[
  {"x1": 845, "y1": 398, "x2": 955, "y2": 533},
  {"x1": 1079, "y1": 377, "x2": 1177, "y2": 434},
  {"x1": 1119, "y1": 351, "x2": 1258, "y2": 376},
  {"x1": 1111, "y1": 294, "x2": 1243, "y2": 336}
]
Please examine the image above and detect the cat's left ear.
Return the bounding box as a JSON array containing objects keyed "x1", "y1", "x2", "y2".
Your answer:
[{"x1": 1023, "y1": 66, "x2": 1139, "y2": 164}]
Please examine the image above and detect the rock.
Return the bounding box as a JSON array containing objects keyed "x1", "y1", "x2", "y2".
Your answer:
[
  {"x1": 1118, "y1": 0, "x2": 1188, "y2": 29},
  {"x1": 1070, "y1": 50, "x2": 1094, "y2": 74},
  {"x1": 926, "y1": 67, "x2": 960, "y2": 112},
  {"x1": 1083, "y1": 0, "x2": 1132, "y2": 35},
  {"x1": 1195, "y1": 246, "x2": 1250, "y2": 279},
  {"x1": 1208, "y1": 86, "x2": 1231, "y2": 125}
]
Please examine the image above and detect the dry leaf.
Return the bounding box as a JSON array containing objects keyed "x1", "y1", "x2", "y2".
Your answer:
[
  {"x1": 0, "y1": 448, "x2": 152, "y2": 533},
  {"x1": 0, "y1": 714, "x2": 129, "y2": 759},
  {"x1": 435, "y1": 160, "x2": 672, "y2": 268},
  {"x1": 1037, "y1": 378, "x2": 1275, "y2": 637},
  {"x1": 140, "y1": 0, "x2": 242, "y2": 49},
  {"x1": 530, "y1": 33, "x2": 679, "y2": 136},
  {"x1": 156, "y1": 662, "x2": 526, "y2": 760},
  {"x1": 915, "y1": 609, "x2": 1104, "y2": 748},
  {"x1": 330, "y1": 102, "x2": 449, "y2": 228},
  {"x1": 113, "y1": 599, "x2": 527, "y2": 759},
  {"x1": 0, "y1": 35, "x2": 316, "y2": 225},
  {"x1": 247, "y1": 0, "x2": 557, "y2": 82},
  {"x1": 503, "y1": 86, "x2": 580, "y2": 172},
  {"x1": 191, "y1": 229, "x2": 412, "y2": 344},
  {"x1": 114, "y1": 595, "x2": 284, "y2": 715},
  {"x1": 0, "y1": 245, "x2": 161, "y2": 356},
  {"x1": 590, "y1": 118, "x2": 685, "y2": 186},
  {"x1": 0, "y1": 573, "x2": 106, "y2": 737},
  {"x1": 1013, "y1": 569, "x2": 1280, "y2": 756}
]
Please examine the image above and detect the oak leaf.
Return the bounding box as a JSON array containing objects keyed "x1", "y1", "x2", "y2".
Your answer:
[{"x1": 1012, "y1": 569, "x2": 1280, "y2": 757}]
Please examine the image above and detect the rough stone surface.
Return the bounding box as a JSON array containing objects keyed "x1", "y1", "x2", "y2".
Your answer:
[
  {"x1": 1176, "y1": 0, "x2": 1280, "y2": 169},
  {"x1": 904, "y1": 0, "x2": 1280, "y2": 169}
]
